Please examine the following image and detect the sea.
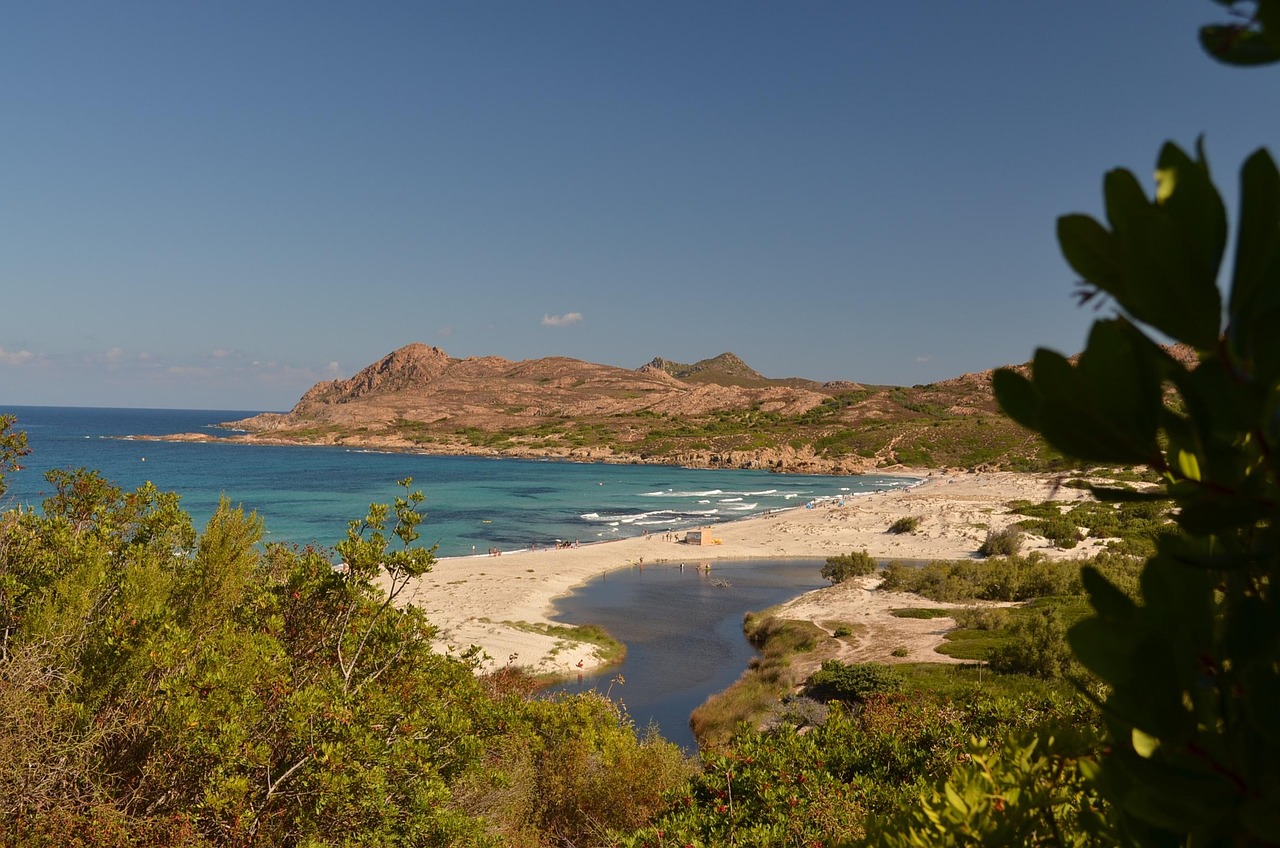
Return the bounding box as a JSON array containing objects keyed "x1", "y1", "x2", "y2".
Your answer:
[
  {"x1": 2, "y1": 405, "x2": 917, "y2": 748},
  {"x1": 1, "y1": 406, "x2": 918, "y2": 557}
]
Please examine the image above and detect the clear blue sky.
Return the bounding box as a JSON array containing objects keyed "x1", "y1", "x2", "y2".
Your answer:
[{"x1": 2, "y1": 2, "x2": 1276, "y2": 410}]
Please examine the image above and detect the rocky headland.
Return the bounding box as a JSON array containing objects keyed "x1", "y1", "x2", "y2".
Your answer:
[{"x1": 149, "y1": 343, "x2": 1062, "y2": 473}]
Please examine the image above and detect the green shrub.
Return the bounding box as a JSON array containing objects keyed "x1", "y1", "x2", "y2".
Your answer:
[
  {"x1": 821, "y1": 549, "x2": 876, "y2": 583},
  {"x1": 808, "y1": 660, "x2": 902, "y2": 702},
  {"x1": 889, "y1": 607, "x2": 953, "y2": 620},
  {"x1": 987, "y1": 607, "x2": 1074, "y2": 680},
  {"x1": 951, "y1": 605, "x2": 1010, "y2": 631},
  {"x1": 887, "y1": 515, "x2": 921, "y2": 534},
  {"x1": 1015, "y1": 516, "x2": 1081, "y2": 548},
  {"x1": 978, "y1": 527, "x2": 1022, "y2": 557},
  {"x1": 891, "y1": 646, "x2": 910, "y2": 658}
]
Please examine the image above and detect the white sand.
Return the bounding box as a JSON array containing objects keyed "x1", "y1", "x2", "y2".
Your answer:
[{"x1": 396, "y1": 470, "x2": 1104, "y2": 676}]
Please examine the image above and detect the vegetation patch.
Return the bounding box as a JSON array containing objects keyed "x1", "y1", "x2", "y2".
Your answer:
[
  {"x1": 807, "y1": 660, "x2": 903, "y2": 702},
  {"x1": 689, "y1": 615, "x2": 828, "y2": 747},
  {"x1": 503, "y1": 620, "x2": 627, "y2": 667},
  {"x1": 889, "y1": 607, "x2": 953, "y2": 620},
  {"x1": 821, "y1": 549, "x2": 876, "y2": 583},
  {"x1": 978, "y1": 526, "x2": 1022, "y2": 557},
  {"x1": 826, "y1": 621, "x2": 863, "y2": 638},
  {"x1": 887, "y1": 515, "x2": 922, "y2": 534}
]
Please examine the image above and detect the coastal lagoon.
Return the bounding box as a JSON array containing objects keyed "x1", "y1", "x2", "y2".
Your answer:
[
  {"x1": 548, "y1": 558, "x2": 827, "y2": 750},
  {"x1": 3, "y1": 406, "x2": 918, "y2": 557}
]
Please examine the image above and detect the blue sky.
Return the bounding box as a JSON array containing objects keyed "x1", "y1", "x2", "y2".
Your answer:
[{"x1": 2, "y1": 2, "x2": 1277, "y2": 410}]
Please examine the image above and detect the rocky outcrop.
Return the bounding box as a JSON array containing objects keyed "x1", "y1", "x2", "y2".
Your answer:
[
  {"x1": 228, "y1": 344, "x2": 834, "y2": 434},
  {"x1": 295, "y1": 343, "x2": 454, "y2": 409},
  {"x1": 209, "y1": 342, "x2": 1059, "y2": 472}
]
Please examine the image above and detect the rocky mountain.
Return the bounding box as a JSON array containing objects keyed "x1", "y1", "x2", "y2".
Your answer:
[{"x1": 215, "y1": 343, "x2": 1061, "y2": 473}]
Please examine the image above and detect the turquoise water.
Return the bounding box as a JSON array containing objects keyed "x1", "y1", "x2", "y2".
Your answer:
[{"x1": 2, "y1": 406, "x2": 918, "y2": 557}]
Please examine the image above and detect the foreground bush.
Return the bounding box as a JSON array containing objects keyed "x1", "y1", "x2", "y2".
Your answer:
[
  {"x1": 625, "y1": 688, "x2": 1098, "y2": 848},
  {"x1": 0, "y1": 470, "x2": 689, "y2": 848}
]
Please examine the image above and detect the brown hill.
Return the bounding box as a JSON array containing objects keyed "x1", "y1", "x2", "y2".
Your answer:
[{"x1": 225, "y1": 343, "x2": 1062, "y2": 473}]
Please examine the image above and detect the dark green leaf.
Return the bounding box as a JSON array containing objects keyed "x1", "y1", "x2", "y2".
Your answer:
[
  {"x1": 1200, "y1": 25, "x2": 1280, "y2": 65},
  {"x1": 1058, "y1": 214, "x2": 1121, "y2": 296},
  {"x1": 1081, "y1": 566, "x2": 1136, "y2": 620},
  {"x1": 1229, "y1": 149, "x2": 1280, "y2": 317},
  {"x1": 991, "y1": 368, "x2": 1038, "y2": 430},
  {"x1": 1104, "y1": 168, "x2": 1151, "y2": 234},
  {"x1": 1156, "y1": 141, "x2": 1227, "y2": 294},
  {"x1": 1089, "y1": 486, "x2": 1172, "y2": 502}
]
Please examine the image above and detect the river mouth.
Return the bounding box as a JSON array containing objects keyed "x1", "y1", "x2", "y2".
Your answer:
[{"x1": 545, "y1": 558, "x2": 827, "y2": 751}]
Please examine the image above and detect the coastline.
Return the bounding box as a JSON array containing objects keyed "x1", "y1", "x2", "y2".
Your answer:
[
  {"x1": 132, "y1": 430, "x2": 900, "y2": 476},
  {"x1": 393, "y1": 469, "x2": 1105, "y2": 677}
]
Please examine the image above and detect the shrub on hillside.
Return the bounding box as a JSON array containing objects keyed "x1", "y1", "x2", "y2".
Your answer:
[
  {"x1": 987, "y1": 608, "x2": 1074, "y2": 680},
  {"x1": 978, "y1": 527, "x2": 1022, "y2": 557},
  {"x1": 808, "y1": 660, "x2": 902, "y2": 702},
  {"x1": 822, "y1": 549, "x2": 876, "y2": 584},
  {"x1": 952, "y1": 605, "x2": 1010, "y2": 631},
  {"x1": 1016, "y1": 516, "x2": 1082, "y2": 548},
  {"x1": 888, "y1": 515, "x2": 921, "y2": 534}
]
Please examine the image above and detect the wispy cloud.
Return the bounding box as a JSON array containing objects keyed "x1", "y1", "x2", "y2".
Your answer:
[
  {"x1": 437, "y1": 325, "x2": 455, "y2": 338},
  {"x1": 542, "y1": 312, "x2": 583, "y2": 327},
  {"x1": 0, "y1": 346, "x2": 37, "y2": 366},
  {"x1": 915, "y1": 355, "x2": 933, "y2": 363}
]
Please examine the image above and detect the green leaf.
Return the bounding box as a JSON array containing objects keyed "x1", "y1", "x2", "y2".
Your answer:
[
  {"x1": 1058, "y1": 214, "x2": 1120, "y2": 296},
  {"x1": 1241, "y1": 795, "x2": 1280, "y2": 843},
  {"x1": 1176, "y1": 449, "x2": 1202, "y2": 482},
  {"x1": 1089, "y1": 486, "x2": 1172, "y2": 503},
  {"x1": 1104, "y1": 168, "x2": 1151, "y2": 234},
  {"x1": 1229, "y1": 148, "x2": 1280, "y2": 318},
  {"x1": 1260, "y1": 0, "x2": 1280, "y2": 53},
  {"x1": 1156, "y1": 141, "x2": 1227, "y2": 295},
  {"x1": 1121, "y1": 205, "x2": 1222, "y2": 348},
  {"x1": 1081, "y1": 566, "x2": 1136, "y2": 620},
  {"x1": 1068, "y1": 618, "x2": 1131, "y2": 685},
  {"x1": 1200, "y1": 25, "x2": 1280, "y2": 65},
  {"x1": 991, "y1": 368, "x2": 1038, "y2": 430},
  {"x1": 1131, "y1": 727, "x2": 1160, "y2": 758}
]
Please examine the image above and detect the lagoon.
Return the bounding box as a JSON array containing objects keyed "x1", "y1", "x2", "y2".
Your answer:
[{"x1": 547, "y1": 558, "x2": 827, "y2": 750}]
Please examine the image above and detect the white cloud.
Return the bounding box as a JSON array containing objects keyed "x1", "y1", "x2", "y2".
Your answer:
[
  {"x1": 0, "y1": 346, "x2": 36, "y2": 366},
  {"x1": 542, "y1": 312, "x2": 583, "y2": 327},
  {"x1": 437, "y1": 325, "x2": 455, "y2": 338},
  {"x1": 325, "y1": 361, "x2": 341, "y2": 375},
  {"x1": 915, "y1": 355, "x2": 933, "y2": 363}
]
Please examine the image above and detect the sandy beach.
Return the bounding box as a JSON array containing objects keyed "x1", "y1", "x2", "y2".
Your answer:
[{"x1": 397, "y1": 470, "x2": 1106, "y2": 676}]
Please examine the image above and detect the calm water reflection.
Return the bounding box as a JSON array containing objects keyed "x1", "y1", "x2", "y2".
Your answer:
[{"x1": 547, "y1": 558, "x2": 826, "y2": 750}]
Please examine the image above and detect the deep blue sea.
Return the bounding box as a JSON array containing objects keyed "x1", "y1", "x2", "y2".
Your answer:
[{"x1": 1, "y1": 406, "x2": 918, "y2": 558}]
